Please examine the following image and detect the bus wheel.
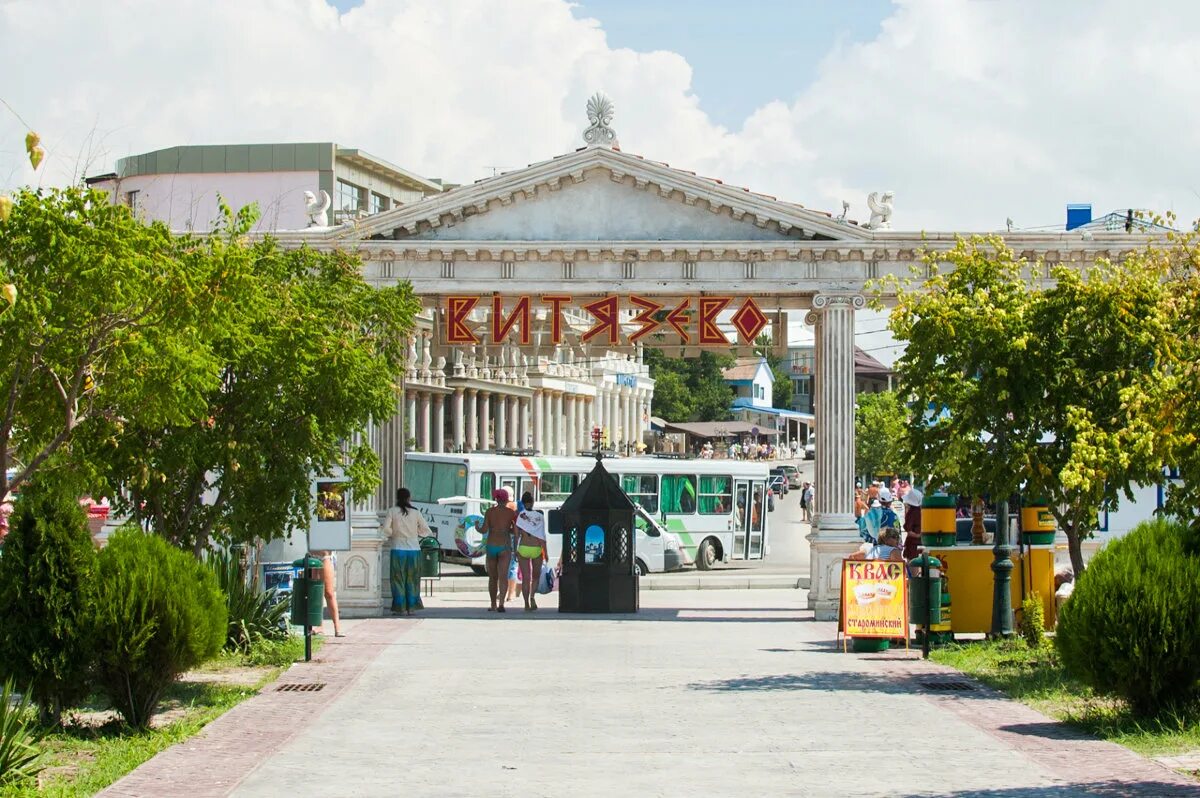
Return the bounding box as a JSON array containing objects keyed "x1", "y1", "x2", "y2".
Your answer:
[
  {"x1": 695, "y1": 539, "x2": 717, "y2": 571},
  {"x1": 635, "y1": 559, "x2": 649, "y2": 576},
  {"x1": 471, "y1": 564, "x2": 487, "y2": 576}
]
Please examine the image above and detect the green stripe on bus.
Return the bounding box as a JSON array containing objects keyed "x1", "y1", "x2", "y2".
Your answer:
[{"x1": 535, "y1": 458, "x2": 553, "y2": 471}]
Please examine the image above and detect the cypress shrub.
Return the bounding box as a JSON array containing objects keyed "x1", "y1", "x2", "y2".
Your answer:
[
  {"x1": 0, "y1": 483, "x2": 97, "y2": 724},
  {"x1": 93, "y1": 528, "x2": 225, "y2": 728},
  {"x1": 1018, "y1": 592, "x2": 1046, "y2": 650},
  {"x1": 1056, "y1": 518, "x2": 1200, "y2": 716}
]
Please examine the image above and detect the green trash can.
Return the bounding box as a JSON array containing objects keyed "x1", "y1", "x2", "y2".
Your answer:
[
  {"x1": 290, "y1": 556, "x2": 325, "y2": 627},
  {"x1": 419, "y1": 536, "x2": 441, "y2": 578},
  {"x1": 908, "y1": 554, "x2": 943, "y2": 626}
]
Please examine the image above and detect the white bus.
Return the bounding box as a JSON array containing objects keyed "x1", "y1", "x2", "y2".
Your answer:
[{"x1": 401, "y1": 453, "x2": 770, "y2": 571}]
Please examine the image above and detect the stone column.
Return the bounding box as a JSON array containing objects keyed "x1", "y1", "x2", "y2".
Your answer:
[
  {"x1": 406, "y1": 390, "x2": 417, "y2": 449},
  {"x1": 432, "y1": 393, "x2": 445, "y2": 453},
  {"x1": 807, "y1": 293, "x2": 864, "y2": 620},
  {"x1": 495, "y1": 393, "x2": 508, "y2": 449},
  {"x1": 519, "y1": 396, "x2": 530, "y2": 450},
  {"x1": 538, "y1": 391, "x2": 547, "y2": 453},
  {"x1": 554, "y1": 391, "x2": 565, "y2": 455},
  {"x1": 465, "y1": 389, "x2": 478, "y2": 451},
  {"x1": 607, "y1": 388, "x2": 618, "y2": 448},
  {"x1": 588, "y1": 396, "x2": 598, "y2": 445},
  {"x1": 452, "y1": 389, "x2": 464, "y2": 452},
  {"x1": 506, "y1": 396, "x2": 518, "y2": 450},
  {"x1": 565, "y1": 393, "x2": 577, "y2": 456},
  {"x1": 479, "y1": 391, "x2": 491, "y2": 451},
  {"x1": 418, "y1": 392, "x2": 431, "y2": 453}
]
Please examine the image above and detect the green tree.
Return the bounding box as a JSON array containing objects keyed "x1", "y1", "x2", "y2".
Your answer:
[
  {"x1": 0, "y1": 481, "x2": 96, "y2": 724},
  {"x1": 0, "y1": 187, "x2": 234, "y2": 499},
  {"x1": 855, "y1": 390, "x2": 908, "y2": 480},
  {"x1": 878, "y1": 236, "x2": 1172, "y2": 573},
  {"x1": 90, "y1": 213, "x2": 419, "y2": 552},
  {"x1": 644, "y1": 349, "x2": 734, "y2": 422}
]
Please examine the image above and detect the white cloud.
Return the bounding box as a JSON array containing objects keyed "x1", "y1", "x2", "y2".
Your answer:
[
  {"x1": 4, "y1": 0, "x2": 1198, "y2": 231},
  {"x1": 3, "y1": 0, "x2": 1198, "y2": 364}
]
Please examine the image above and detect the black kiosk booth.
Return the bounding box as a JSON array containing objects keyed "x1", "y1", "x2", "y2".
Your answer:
[{"x1": 558, "y1": 459, "x2": 639, "y2": 613}]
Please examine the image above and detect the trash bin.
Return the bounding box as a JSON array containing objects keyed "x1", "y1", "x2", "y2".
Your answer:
[
  {"x1": 289, "y1": 555, "x2": 324, "y2": 627},
  {"x1": 1021, "y1": 500, "x2": 1056, "y2": 545},
  {"x1": 908, "y1": 554, "x2": 943, "y2": 626},
  {"x1": 419, "y1": 536, "x2": 441, "y2": 578},
  {"x1": 922, "y1": 495, "x2": 958, "y2": 547}
]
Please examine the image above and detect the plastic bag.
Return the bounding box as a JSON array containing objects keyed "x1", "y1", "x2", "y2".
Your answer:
[{"x1": 537, "y1": 562, "x2": 555, "y2": 594}]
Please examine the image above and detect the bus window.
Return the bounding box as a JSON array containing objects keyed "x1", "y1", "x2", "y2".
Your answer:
[
  {"x1": 548, "y1": 509, "x2": 564, "y2": 535},
  {"x1": 698, "y1": 476, "x2": 732, "y2": 515},
  {"x1": 480, "y1": 472, "x2": 496, "y2": 500},
  {"x1": 539, "y1": 472, "x2": 577, "y2": 502},
  {"x1": 405, "y1": 460, "x2": 434, "y2": 503},
  {"x1": 662, "y1": 474, "x2": 697, "y2": 514},
  {"x1": 431, "y1": 462, "x2": 467, "y2": 500},
  {"x1": 620, "y1": 474, "x2": 659, "y2": 513}
]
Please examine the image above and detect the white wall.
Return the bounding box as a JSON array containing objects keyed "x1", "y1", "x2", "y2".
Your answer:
[{"x1": 92, "y1": 171, "x2": 321, "y2": 233}]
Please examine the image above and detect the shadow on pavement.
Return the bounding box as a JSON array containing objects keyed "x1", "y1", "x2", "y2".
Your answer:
[
  {"x1": 994, "y1": 721, "x2": 1095, "y2": 741},
  {"x1": 400, "y1": 606, "x2": 811, "y2": 623},
  {"x1": 902, "y1": 781, "x2": 1200, "y2": 797},
  {"x1": 686, "y1": 669, "x2": 1001, "y2": 700}
]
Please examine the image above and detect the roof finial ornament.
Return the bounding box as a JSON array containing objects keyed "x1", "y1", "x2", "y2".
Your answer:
[{"x1": 583, "y1": 92, "x2": 618, "y2": 149}]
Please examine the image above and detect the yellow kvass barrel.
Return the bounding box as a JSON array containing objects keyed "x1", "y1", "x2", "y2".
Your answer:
[
  {"x1": 1021, "y1": 501, "x2": 1056, "y2": 545},
  {"x1": 922, "y1": 494, "x2": 957, "y2": 547}
]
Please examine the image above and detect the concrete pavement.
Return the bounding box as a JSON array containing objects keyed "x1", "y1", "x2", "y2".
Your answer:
[{"x1": 105, "y1": 589, "x2": 1200, "y2": 797}]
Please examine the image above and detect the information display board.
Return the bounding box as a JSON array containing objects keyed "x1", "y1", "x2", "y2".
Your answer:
[
  {"x1": 309, "y1": 474, "x2": 352, "y2": 551},
  {"x1": 840, "y1": 559, "x2": 909, "y2": 643}
]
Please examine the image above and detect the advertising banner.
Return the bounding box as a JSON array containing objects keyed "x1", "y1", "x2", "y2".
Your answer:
[
  {"x1": 840, "y1": 559, "x2": 909, "y2": 641},
  {"x1": 309, "y1": 474, "x2": 352, "y2": 551}
]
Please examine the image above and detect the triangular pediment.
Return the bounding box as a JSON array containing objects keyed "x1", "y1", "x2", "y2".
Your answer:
[{"x1": 331, "y1": 147, "x2": 870, "y2": 243}]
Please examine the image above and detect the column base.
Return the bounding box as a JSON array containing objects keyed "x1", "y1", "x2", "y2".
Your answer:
[
  {"x1": 336, "y1": 514, "x2": 387, "y2": 618},
  {"x1": 807, "y1": 513, "x2": 861, "y2": 621}
]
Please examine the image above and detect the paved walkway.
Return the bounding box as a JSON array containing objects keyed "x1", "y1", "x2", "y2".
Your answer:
[{"x1": 105, "y1": 590, "x2": 1199, "y2": 797}]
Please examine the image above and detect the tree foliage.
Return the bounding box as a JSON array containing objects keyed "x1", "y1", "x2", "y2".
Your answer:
[
  {"x1": 855, "y1": 390, "x2": 908, "y2": 480},
  {"x1": 877, "y1": 236, "x2": 1171, "y2": 573},
  {"x1": 644, "y1": 349, "x2": 734, "y2": 422},
  {"x1": 0, "y1": 481, "x2": 97, "y2": 724},
  {"x1": 0, "y1": 187, "x2": 234, "y2": 499},
  {"x1": 89, "y1": 208, "x2": 419, "y2": 552}
]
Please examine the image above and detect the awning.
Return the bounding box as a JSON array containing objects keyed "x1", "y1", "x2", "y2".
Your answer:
[{"x1": 662, "y1": 421, "x2": 781, "y2": 438}]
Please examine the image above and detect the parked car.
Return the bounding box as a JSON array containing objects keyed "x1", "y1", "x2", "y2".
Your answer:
[
  {"x1": 769, "y1": 468, "x2": 789, "y2": 494},
  {"x1": 803, "y1": 441, "x2": 815, "y2": 460},
  {"x1": 779, "y1": 464, "x2": 802, "y2": 489}
]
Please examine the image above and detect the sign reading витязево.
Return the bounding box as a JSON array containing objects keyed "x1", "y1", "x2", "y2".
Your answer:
[
  {"x1": 841, "y1": 560, "x2": 909, "y2": 640},
  {"x1": 442, "y1": 294, "x2": 771, "y2": 347}
]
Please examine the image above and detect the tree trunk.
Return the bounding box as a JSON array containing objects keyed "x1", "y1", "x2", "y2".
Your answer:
[{"x1": 1065, "y1": 523, "x2": 1086, "y2": 575}]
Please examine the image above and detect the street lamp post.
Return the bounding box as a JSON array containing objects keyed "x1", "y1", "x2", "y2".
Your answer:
[{"x1": 990, "y1": 429, "x2": 1014, "y2": 638}]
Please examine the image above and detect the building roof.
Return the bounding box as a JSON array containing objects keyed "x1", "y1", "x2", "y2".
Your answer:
[
  {"x1": 334, "y1": 147, "x2": 444, "y2": 194},
  {"x1": 722, "y1": 356, "x2": 768, "y2": 382},
  {"x1": 854, "y1": 347, "x2": 892, "y2": 377},
  {"x1": 730, "y1": 399, "x2": 814, "y2": 419}
]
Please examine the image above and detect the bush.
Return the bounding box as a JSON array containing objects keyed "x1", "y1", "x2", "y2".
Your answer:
[
  {"x1": 92, "y1": 528, "x2": 226, "y2": 728},
  {"x1": 0, "y1": 678, "x2": 43, "y2": 786},
  {"x1": 1019, "y1": 592, "x2": 1046, "y2": 650},
  {"x1": 1056, "y1": 518, "x2": 1200, "y2": 716},
  {"x1": 206, "y1": 549, "x2": 287, "y2": 653},
  {"x1": 0, "y1": 483, "x2": 97, "y2": 724}
]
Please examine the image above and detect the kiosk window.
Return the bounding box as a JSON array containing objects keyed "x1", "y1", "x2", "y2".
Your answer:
[
  {"x1": 698, "y1": 476, "x2": 732, "y2": 515},
  {"x1": 662, "y1": 474, "x2": 697, "y2": 514}
]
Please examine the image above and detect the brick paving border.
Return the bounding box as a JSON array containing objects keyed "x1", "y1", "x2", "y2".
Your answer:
[
  {"x1": 99, "y1": 618, "x2": 414, "y2": 798},
  {"x1": 860, "y1": 649, "x2": 1200, "y2": 797}
]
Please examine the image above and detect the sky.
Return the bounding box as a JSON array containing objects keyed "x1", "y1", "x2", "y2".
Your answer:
[{"x1": 3, "y1": 0, "x2": 1199, "y2": 360}]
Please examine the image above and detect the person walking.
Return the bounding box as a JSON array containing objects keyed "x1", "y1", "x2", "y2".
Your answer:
[
  {"x1": 514, "y1": 491, "x2": 547, "y2": 611},
  {"x1": 801, "y1": 482, "x2": 814, "y2": 523},
  {"x1": 482, "y1": 488, "x2": 517, "y2": 612},
  {"x1": 380, "y1": 487, "x2": 431, "y2": 616},
  {"x1": 310, "y1": 550, "x2": 343, "y2": 637}
]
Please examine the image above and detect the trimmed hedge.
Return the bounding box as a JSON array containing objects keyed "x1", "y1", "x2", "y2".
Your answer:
[
  {"x1": 1056, "y1": 518, "x2": 1200, "y2": 716},
  {"x1": 0, "y1": 483, "x2": 97, "y2": 723},
  {"x1": 92, "y1": 528, "x2": 226, "y2": 728}
]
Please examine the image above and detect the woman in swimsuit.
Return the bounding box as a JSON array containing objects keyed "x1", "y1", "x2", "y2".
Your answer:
[
  {"x1": 482, "y1": 488, "x2": 517, "y2": 612},
  {"x1": 515, "y1": 492, "x2": 547, "y2": 612}
]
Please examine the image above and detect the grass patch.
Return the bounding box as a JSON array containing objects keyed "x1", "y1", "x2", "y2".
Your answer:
[
  {"x1": 931, "y1": 638, "x2": 1200, "y2": 757},
  {"x1": 1, "y1": 634, "x2": 315, "y2": 797}
]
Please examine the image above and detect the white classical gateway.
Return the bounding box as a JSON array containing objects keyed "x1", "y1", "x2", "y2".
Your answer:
[{"x1": 275, "y1": 94, "x2": 1152, "y2": 619}]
